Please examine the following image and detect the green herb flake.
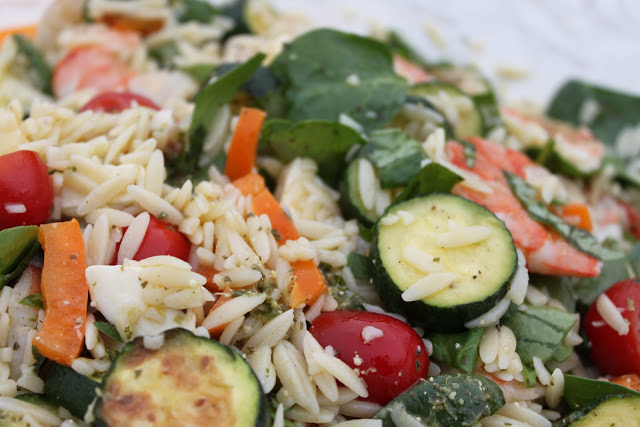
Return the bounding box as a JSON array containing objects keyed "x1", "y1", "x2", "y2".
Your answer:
[
  {"x1": 19, "y1": 293, "x2": 43, "y2": 310},
  {"x1": 94, "y1": 321, "x2": 124, "y2": 343}
]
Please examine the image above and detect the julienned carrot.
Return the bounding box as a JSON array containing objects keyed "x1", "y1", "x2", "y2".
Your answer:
[
  {"x1": 195, "y1": 265, "x2": 220, "y2": 294},
  {"x1": 33, "y1": 219, "x2": 88, "y2": 367},
  {"x1": 206, "y1": 292, "x2": 232, "y2": 337},
  {"x1": 232, "y1": 173, "x2": 266, "y2": 197},
  {"x1": 0, "y1": 24, "x2": 37, "y2": 43},
  {"x1": 224, "y1": 107, "x2": 267, "y2": 181},
  {"x1": 551, "y1": 203, "x2": 593, "y2": 232},
  {"x1": 251, "y1": 188, "x2": 327, "y2": 308}
]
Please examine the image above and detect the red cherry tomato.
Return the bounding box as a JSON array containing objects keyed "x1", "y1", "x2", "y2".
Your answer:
[
  {"x1": 309, "y1": 310, "x2": 429, "y2": 405},
  {"x1": 621, "y1": 201, "x2": 640, "y2": 240},
  {"x1": 80, "y1": 91, "x2": 160, "y2": 113},
  {"x1": 584, "y1": 278, "x2": 640, "y2": 376},
  {"x1": 0, "y1": 151, "x2": 53, "y2": 230},
  {"x1": 115, "y1": 215, "x2": 191, "y2": 263}
]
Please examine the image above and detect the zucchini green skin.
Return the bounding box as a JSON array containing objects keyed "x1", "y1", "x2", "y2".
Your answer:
[
  {"x1": 94, "y1": 328, "x2": 269, "y2": 427},
  {"x1": 338, "y1": 159, "x2": 379, "y2": 227},
  {"x1": 371, "y1": 194, "x2": 517, "y2": 333},
  {"x1": 43, "y1": 362, "x2": 100, "y2": 420},
  {"x1": 409, "y1": 82, "x2": 484, "y2": 139},
  {"x1": 561, "y1": 394, "x2": 640, "y2": 426},
  {"x1": 527, "y1": 142, "x2": 602, "y2": 179},
  {"x1": 374, "y1": 374, "x2": 505, "y2": 426}
]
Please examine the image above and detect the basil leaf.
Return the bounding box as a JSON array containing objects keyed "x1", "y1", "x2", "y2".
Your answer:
[
  {"x1": 572, "y1": 250, "x2": 633, "y2": 307},
  {"x1": 13, "y1": 35, "x2": 53, "y2": 95},
  {"x1": 19, "y1": 293, "x2": 43, "y2": 310},
  {"x1": 360, "y1": 129, "x2": 427, "y2": 188},
  {"x1": 563, "y1": 374, "x2": 639, "y2": 409},
  {"x1": 522, "y1": 364, "x2": 537, "y2": 388},
  {"x1": 262, "y1": 119, "x2": 365, "y2": 185},
  {"x1": 347, "y1": 253, "x2": 374, "y2": 281},
  {"x1": 501, "y1": 304, "x2": 577, "y2": 365},
  {"x1": 94, "y1": 321, "x2": 124, "y2": 343},
  {"x1": 270, "y1": 29, "x2": 408, "y2": 131},
  {"x1": 174, "y1": 0, "x2": 218, "y2": 23},
  {"x1": 393, "y1": 162, "x2": 463, "y2": 205},
  {"x1": 505, "y1": 171, "x2": 620, "y2": 260},
  {"x1": 149, "y1": 40, "x2": 180, "y2": 68},
  {"x1": 180, "y1": 64, "x2": 216, "y2": 85},
  {"x1": 429, "y1": 328, "x2": 484, "y2": 374},
  {"x1": 0, "y1": 226, "x2": 40, "y2": 289},
  {"x1": 172, "y1": 53, "x2": 265, "y2": 174}
]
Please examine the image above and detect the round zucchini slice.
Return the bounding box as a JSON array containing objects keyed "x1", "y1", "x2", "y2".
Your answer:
[
  {"x1": 372, "y1": 193, "x2": 517, "y2": 332},
  {"x1": 94, "y1": 328, "x2": 268, "y2": 427},
  {"x1": 561, "y1": 394, "x2": 640, "y2": 427}
]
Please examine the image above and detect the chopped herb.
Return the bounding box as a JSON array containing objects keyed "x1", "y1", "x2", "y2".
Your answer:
[
  {"x1": 19, "y1": 293, "x2": 43, "y2": 309},
  {"x1": 94, "y1": 321, "x2": 124, "y2": 343}
]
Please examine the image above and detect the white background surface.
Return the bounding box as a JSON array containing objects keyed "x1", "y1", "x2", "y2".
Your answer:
[{"x1": 3, "y1": 0, "x2": 640, "y2": 105}]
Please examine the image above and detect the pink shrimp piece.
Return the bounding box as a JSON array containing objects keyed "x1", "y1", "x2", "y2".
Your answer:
[
  {"x1": 393, "y1": 55, "x2": 432, "y2": 84},
  {"x1": 52, "y1": 47, "x2": 133, "y2": 98},
  {"x1": 446, "y1": 139, "x2": 602, "y2": 277}
]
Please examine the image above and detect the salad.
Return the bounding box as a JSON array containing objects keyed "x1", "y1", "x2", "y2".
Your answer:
[{"x1": 0, "y1": 0, "x2": 640, "y2": 426}]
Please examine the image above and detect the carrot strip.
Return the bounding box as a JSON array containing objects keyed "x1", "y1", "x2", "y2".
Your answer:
[
  {"x1": 251, "y1": 189, "x2": 300, "y2": 244},
  {"x1": 206, "y1": 292, "x2": 233, "y2": 338},
  {"x1": 224, "y1": 107, "x2": 267, "y2": 181},
  {"x1": 251, "y1": 188, "x2": 327, "y2": 308},
  {"x1": 232, "y1": 173, "x2": 266, "y2": 197},
  {"x1": 195, "y1": 265, "x2": 220, "y2": 294},
  {"x1": 611, "y1": 374, "x2": 640, "y2": 392},
  {"x1": 0, "y1": 24, "x2": 37, "y2": 43},
  {"x1": 551, "y1": 203, "x2": 593, "y2": 232},
  {"x1": 33, "y1": 219, "x2": 88, "y2": 367}
]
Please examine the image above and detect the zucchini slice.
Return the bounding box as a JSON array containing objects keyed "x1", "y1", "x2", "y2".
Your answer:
[
  {"x1": 409, "y1": 82, "x2": 483, "y2": 139},
  {"x1": 43, "y1": 362, "x2": 100, "y2": 419},
  {"x1": 561, "y1": 394, "x2": 640, "y2": 426},
  {"x1": 339, "y1": 158, "x2": 383, "y2": 226},
  {"x1": 372, "y1": 194, "x2": 517, "y2": 332},
  {"x1": 94, "y1": 328, "x2": 268, "y2": 427}
]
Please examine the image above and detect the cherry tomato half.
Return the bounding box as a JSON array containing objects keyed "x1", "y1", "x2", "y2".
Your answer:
[
  {"x1": 309, "y1": 310, "x2": 429, "y2": 405},
  {"x1": 584, "y1": 278, "x2": 640, "y2": 376},
  {"x1": 0, "y1": 151, "x2": 53, "y2": 231},
  {"x1": 115, "y1": 215, "x2": 191, "y2": 263},
  {"x1": 80, "y1": 91, "x2": 161, "y2": 113}
]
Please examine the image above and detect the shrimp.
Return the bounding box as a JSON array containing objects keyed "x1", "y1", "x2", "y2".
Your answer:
[{"x1": 446, "y1": 137, "x2": 602, "y2": 277}]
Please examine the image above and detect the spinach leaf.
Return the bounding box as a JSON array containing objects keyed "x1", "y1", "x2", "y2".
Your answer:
[
  {"x1": 216, "y1": 63, "x2": 280, "y2": 98},
  {"x1": 572, "y1": 249, "x2": 633, "y2": 307},
  {"x1": 393, "y1": 162, "x2": 463, "y2": 205},
  {"x1": 374, "y1": 374, "x2": 504, "y2": 427},
  {"x1": 148, "y1": 41, "x2": 180, "y2": 69},
  {"x1": 358, "y1": 223, "x2": 374, "y2": 242},
  {"x1": 94, "y1": 321, "x2": 124, "y2": 343},
  {"x1": 501, "y1": 304, "x2": 576, "y2": 364},
  {"x1": 360, "y1": 129, "x2": 427, "y2": 188},
  {"x1": 0, "y1": 226, "x2": 40, "y2": 289},
  {"x1": 563, "y1": 374, "x2": 639, "y2": 409},
  {"x1": 172, "y1": 53, "x2": 264, "y2": 174},
  {"x1": 428, "y1": 328, "x2": 484, "y2": 373},
  {"x1": 180, "y1": 64, "x2": 216, "y2": 85},
  {"x1": 173, "y1": 0, "x2": 218, "y2": 23},
  {"x1": 505, "y1": 171, "x2": 620, "y2": 261},
  {"x1": 522, "y1": 364, "x2": 537, "y2": 388},
  {"x1": 347, "y1": 253, "x2": 374, "y2": 281},
  {"x1": 261, "y1": 119, "x2": 365, "y2": 185},
  {"x1": 19, "y1": 293, "x2": 43, "y2": 310},
  {"x1": 13, "y1": 35, "x2": 52, "y2": 95},
  {"x1": 270, "y1": 29, "x2": 408, "y2": 131}
]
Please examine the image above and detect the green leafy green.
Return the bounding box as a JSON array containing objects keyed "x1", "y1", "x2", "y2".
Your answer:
[
  {"x1": 13, "y1": 35, "x2": 52, "y2": 95},
  {"x1": 148, "y1": 41, "x2": 180, "y2": 68},
  {"x1": 393, "y1": 162, "x2": 463, "y2": 205},
  {"x1": 346, "y1": 253, "x2": 374, "y2": 280},
  {"x1": 216, "y1": 63, "x2": 280, "y2": 98},
  {"x1": 505, "y1": 171, "x2": 620, "y2": 261},
  {"x1": 572, "y1": 249, "x2": 633, "y2": 307},
  {"x1": 522, "y1": 364, "x2": 537, "y2": 388},
  {"x1": 563, "y1": 374, "x2": 639, "y2": 409},
  {"x1": 261, "y1": 119, "x2": 365, "y2": 185},
  {"x1": 19, "y1": 293, "x2": 43, "y2": 310},
  {"x1": 358, "y1": 223, "x2": 374, "y2": 242},
  {"x1": 458, "y1": 139, "x2": 477, "y2": 168},
  {"x1": 173, "y1": 0, "x2": 219, "y2": 23},
  {"x1": 374, "y1": 374, "x2": 504, "y2": 427},
  {"x1": 428, "y1": 328, "x2": 484, "y2": 373},
  {"x1": 270, "y1": 29, "x2": 408, "y2": 131},
  {"x1": 0, "y1": 226, "x2": 40, "y2": 289},
  {"x1": 360, "y1": 129, "x2": 427, "y2": 188},
  {"x1": 180, "y1": 64, "x2": 216, "y2": 85},
  {"x1": 501, "y1": 304, "x2": 577, "y2": 364},
  {"x1": 171, "y1": 53, "x2": 264, "y2": 174},
  {"x1": 94, "y1": 321, "x2": 124, "y2": 343},
  {"x1": 472, "y1": 89, "x2": 502, "y2": 133}
]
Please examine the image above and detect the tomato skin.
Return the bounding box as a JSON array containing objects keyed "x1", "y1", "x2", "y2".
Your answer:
[
  {"x1": 0, "y1": 151, "x2": 53, "y2": 230},
  {"x1": 80, "y1": 91, "x2": 160, "y2": 113},
  {"x1": 309, "y1": 310, "x2": 429, "y2": 405},
  {"x1": 584, "y1": 279, "x2": 640, "y2": 376},
  {"x1": 115, "y1": 215, "x2": 191, "y2": 263}
]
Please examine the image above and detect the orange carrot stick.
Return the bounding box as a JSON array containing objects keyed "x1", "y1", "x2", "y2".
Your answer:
[
  {"x1": 232, "y1": 173, "x2": 266, "y2": 197},
  {"x1": 551, "y1": 203, "x2": 593, "y2": 232},
  {"x1": 0, "y1": 24, "x2": 37, "y2": 43},
  {"x1": 206, "y1": 292, "x2": 233, "y2": 338},
  {"x1": 33, "y1": 219, "x2": 88, "y2": 367},
  {"x1": 224, "y1": 107, "x2": 267, "y2": 181},
  {"x1": 611, "y1": 374, "x2": 640, "y2": 392},
  {"x1": 251, "y1": 188, "x2": 327, "y2": 308}
]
